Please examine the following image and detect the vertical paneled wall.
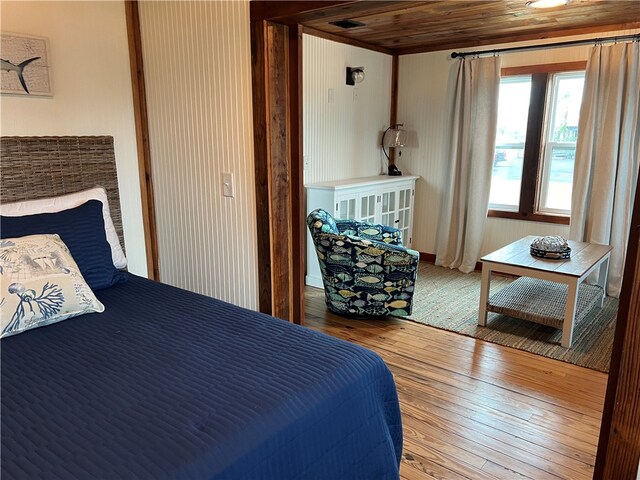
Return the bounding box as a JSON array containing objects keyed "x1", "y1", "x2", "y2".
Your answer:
[
  {"x1": 303, "y1": 34, "x2": 393, "y2": 184},
  {"x1": 398, "y1": 29, "x2": 639, "y2": 256},
  {"x1": 138, "y1": 1, "x2": 258, "y2": 309}
]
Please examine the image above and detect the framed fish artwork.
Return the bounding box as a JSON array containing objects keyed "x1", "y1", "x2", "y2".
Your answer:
[{"x1": 1, "y1": 32, "x2": 52, "y2": 96}]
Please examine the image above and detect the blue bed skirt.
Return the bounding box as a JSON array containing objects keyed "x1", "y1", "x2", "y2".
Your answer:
[{"x1": 2, "y1": 275, "x2": 402, "y2": 479}]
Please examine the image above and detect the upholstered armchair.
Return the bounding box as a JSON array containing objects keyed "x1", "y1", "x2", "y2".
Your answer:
[{"x1": 307, "y1": 208, "x2": 419, "y2": 317}]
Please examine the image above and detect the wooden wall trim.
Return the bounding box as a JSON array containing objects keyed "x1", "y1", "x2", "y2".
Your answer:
[
  {"x1": 267, "y1": 22, "x2": 293, "y2": 322},
  {"x1": 419, "y1": 251, "x2": 436, "y2": 263},
  {"x1": 302, "y1": 26, "x2": 394, "y2": 55},
  {"x1": 250, "y1": 20, "x2": 274, "y2": 315},
  {"x1": 389, "y1": 54, "x2": 399, "y2": 166},
  {"x1": 594, "y1": 173, "x2": 640, "y2": 479},
  {"x1": 125, "y1": 0, "x2": 159, "y2": 280},
  {"x1": 250, "y1": 19, "x2": 302, "y2": 323},
  {"x1": 487, "y1": 209, "x2": 571, "y2": 225},
  {"x1": 390, "y1": 54, "x2": 399, "y2": 125},
  {"x1": 289, "y1": 24, "x2": 304, "y2": 325}
]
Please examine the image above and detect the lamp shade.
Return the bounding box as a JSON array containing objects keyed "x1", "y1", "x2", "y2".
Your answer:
[{"x1": 383, "y1": 127, "x2": 408, "y2": 148}]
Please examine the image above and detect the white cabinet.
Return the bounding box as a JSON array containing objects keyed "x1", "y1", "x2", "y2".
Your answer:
[{"x1": 305, "y1": 175, "x2": 418, "y2": 288}]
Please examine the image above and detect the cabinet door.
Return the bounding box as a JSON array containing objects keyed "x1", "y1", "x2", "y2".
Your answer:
[
  {"x1": 379, "y1": 184, "x2": 415, "y2": 246},
  {"x1": 335, "y1": 194, "x2": 357, "y2": 220},
  {"x1": 380, "y1": 190, "x2": 397, "y2": 228},
  {"x1": 359, "y1": 193, "x2": 377, "y2": 224},
  {"x1": 397, "y1": 187, "x2": 413, "y2": 245}
]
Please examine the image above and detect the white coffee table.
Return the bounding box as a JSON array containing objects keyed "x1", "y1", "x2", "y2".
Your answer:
[{"x1": 478, "y1": 236, "x2": 612, "y2": 348}]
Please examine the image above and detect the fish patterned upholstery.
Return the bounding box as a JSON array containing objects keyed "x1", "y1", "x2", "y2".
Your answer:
[{"x1": 307, "y1": 208, "x2": 419, "y2": 317}]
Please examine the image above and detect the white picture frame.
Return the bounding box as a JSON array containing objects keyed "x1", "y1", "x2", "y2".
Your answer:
[{"x1": 1, "y1": 32, "x2": 52, "y2": 96}]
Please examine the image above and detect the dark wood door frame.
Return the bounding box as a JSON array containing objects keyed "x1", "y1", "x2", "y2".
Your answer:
[
  {"x1": 125, "y1": 0, "x2": 159, "y2": 280},
  {"x1": 289, "y1": 24, "x2": 305, "y2": 325},
  {"x1": 250, "y1": 18, "x2": 304, "y2": 324}
]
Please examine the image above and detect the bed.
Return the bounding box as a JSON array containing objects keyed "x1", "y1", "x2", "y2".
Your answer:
[{"x1": 0, "y1": 136, "x2": 403, "y2": 479}]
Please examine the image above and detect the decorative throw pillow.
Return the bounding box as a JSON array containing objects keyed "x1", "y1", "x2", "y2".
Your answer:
[
  {"x1": 0, "y1": 186, "x2": 127, "y2": 269},
  {"x1": 0, "y1": 200, "x2": 128, "y2": 291},
  {"x1": 0, "y1": 234, "x2": 105, "y2": 338}
]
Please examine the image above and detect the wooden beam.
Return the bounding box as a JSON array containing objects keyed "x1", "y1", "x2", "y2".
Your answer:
[
  {"x1": 267, "y1": 23, "x2": 292, "y2": 322},
  {"x1": 289, "y1": 24, "x2": 304, "y2": 325},
  {"x1": 389, "y1": 53, "x2": 399, "y2": 167},
  {"x1": 250, "y1": 19, "x2": 301, "y2": 323},
  {"x1": 250, "y1": 1, "x2": 357, "y2": 23},
  {"x1": 125, "y1": 0, "x2": 159, "y2": 280},
  {"x1": 302, "y1": 26, "x2": 393, "y2": 55},
  {"x1": 250, "y1": 19, "x2": 274, "y2": 315},
  {"x1": 594, "y1": 173, "x2": 640, "y2": 479}
]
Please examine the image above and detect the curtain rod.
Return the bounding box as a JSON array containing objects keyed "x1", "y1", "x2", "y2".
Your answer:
[{"x1": 451, "y1": 33, "x2": 639, "y2": 59}]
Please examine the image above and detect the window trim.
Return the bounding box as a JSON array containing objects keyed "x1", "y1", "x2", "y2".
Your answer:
[{"x1": 488, "y1": 61, "x2": 586, "y2": 226}]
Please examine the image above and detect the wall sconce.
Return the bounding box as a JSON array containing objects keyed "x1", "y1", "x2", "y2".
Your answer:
[
  {"x1": 382, "y1": 123, "x2": 408, "y2": 176},
  {"x1": 346, "y1": 66, "x2": 365, "y2": 85}
]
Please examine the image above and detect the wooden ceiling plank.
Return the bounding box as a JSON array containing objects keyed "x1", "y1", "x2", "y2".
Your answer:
[
  {"x1": 250, "y1": 1, "x2": 360, "y2": 23},
  {"x1": 302, "y1": 26, "x2": 393, "y2": 55},
  {"x1": 326, "y1": 12, "x2": 637, "y2": 45},
  {"x1": 343, "y1": 20, "x2": 558, "y2": 45},
  {"x1": 395, "y1": 23, "x2": 640, "y2": 55},
  {"x1": 271, "y1": 1, "x2": 411, "y2": 25},
  {"x1": 305, "y1": 3, "x2": 501, "y2": 35},
  {"x1": 327, "y1": 5, "x2": 638, "y2": 44},
  {"x1": 303, "y1": 1, "x2": 451, "y2": 28},
  {"x1": 292, "y1": 0, "x2": 640, "y2": 54},
  {"x1": 365, "y1": 18, "x2": 569, "y2": 43}
]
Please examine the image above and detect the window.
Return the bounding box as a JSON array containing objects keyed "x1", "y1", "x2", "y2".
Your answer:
[
  {"x1": 489, "y1": 76, "x2": 530, "y2": 211},
  {"x1": 488, "y1": 62, "x2": 586, "y2": 224}
]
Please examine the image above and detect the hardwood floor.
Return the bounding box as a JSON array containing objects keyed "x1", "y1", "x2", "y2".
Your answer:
[{"x1": 305, "y1": 286, "x2": 608, "y2": 480}]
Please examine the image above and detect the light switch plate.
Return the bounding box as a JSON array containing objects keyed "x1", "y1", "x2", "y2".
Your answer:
[{"x1": 223, "y1": 172, "x2": 235, "y2": 198}]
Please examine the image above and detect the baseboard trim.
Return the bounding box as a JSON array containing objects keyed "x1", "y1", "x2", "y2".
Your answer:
[
  {"x1": 419, "y1": 252, "x2": 436, "y2": 263},
  {"x1": 305, "y1": 274, "x2": 324, "y2": 289}
]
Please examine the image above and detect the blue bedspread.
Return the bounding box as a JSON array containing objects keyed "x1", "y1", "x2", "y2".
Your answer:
[{"x1": 1, "y1": 275, "x2": 402, "y2": 479}]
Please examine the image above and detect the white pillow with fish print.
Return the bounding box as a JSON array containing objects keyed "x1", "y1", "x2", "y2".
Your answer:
[{"x1": 0, "y1": 234, "x2": 104, "y2": 338}]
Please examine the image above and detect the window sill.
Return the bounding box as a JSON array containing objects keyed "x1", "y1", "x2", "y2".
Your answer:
[{"x1": 488, "y1": 209, "x2": 570, "y2": 225}]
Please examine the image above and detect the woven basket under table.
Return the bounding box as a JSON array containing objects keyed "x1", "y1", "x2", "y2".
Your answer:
[{"x1": 487, "y1": 277, "x2": 603, "y2": 330}]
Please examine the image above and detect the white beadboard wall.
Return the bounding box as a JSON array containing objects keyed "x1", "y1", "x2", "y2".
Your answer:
[
  {"x1": 398, "y1": 28, "x2": 640, "y2": 256},
  {"x1": 303, "y1": 34, "x2": 392, "y2": 184},
  {"x1": 138, "y1": 1, "x2": 258, "y2": 309}
]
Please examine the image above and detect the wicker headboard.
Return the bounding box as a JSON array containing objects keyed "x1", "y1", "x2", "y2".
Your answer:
[{"x1": 0, "y1": 136, "x2": 124, "y2": 248}]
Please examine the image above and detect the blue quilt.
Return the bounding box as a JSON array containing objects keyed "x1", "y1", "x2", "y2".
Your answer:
[{"x1": 1, "y1": 275, "x2": 402, "y2": 479}]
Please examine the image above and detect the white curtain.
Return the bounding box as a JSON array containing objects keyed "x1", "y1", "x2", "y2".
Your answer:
[
  {"x1": 570, "y1": 42, "x2": 640, "y2": 298},
  {"x1": 435, "y1": 56, "x2": 501, "y2": 273}
]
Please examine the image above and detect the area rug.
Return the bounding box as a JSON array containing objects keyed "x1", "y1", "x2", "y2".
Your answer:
[{"x1": 406, "y1": 262, "x2": 617, "y2": 372}]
